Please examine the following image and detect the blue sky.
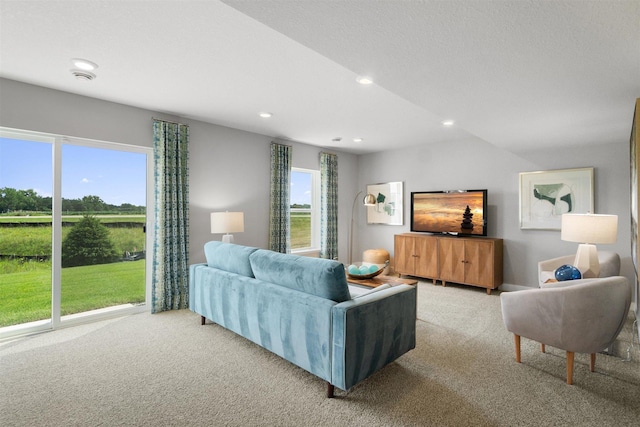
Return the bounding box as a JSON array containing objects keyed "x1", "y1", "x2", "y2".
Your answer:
[
  {"x1": 0, "y1": 137, "x2": 146, "y2": 206},
  {"x1": 290, "y1": 170, "x2": 311, "y2": 206}
]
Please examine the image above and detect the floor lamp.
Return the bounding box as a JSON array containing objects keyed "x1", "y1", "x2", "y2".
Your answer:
[
  {"x1": 561, "y1": 213, "x2": 618, "y2": 278},
  {"x1": 349, "y1": 191, "x2": 377, "y2": 264},
  {"x1": 211, "y1": 211, "x2": 244, "y2": 243}
]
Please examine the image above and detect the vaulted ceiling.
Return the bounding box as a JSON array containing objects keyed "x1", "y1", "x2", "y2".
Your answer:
[{"x1": 1, "y1": 0, "x2": 638, "y2": 154}]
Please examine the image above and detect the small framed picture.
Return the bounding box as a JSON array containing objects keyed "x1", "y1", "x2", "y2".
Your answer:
[
  {"x1": 519, "y1": 167, "x2": 594, "y2": 230},
  {"x1": 366, "y1": 181, "x2": 403, "y2": 225}
]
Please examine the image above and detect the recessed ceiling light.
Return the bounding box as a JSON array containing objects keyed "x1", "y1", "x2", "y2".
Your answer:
[
  {"x1": 442, "y1": 120, "x2": 455, "y2": 126},
  {"x1": 356, "y1": 76, "x2": 373, "y2": 85},
  {"x1": 259, "y1": 112, "x2": 272, "y2": 118},
  {"x1": 71, "y1": 58, "x2": 98, "y2": 71},
  {"x1": 353, "y1": 138, "x2": 363, "y2": 142}
]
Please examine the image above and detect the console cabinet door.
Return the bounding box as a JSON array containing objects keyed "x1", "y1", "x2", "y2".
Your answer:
[
  {"x1": 394, "y1": 235, "x2": 414, "y2": 275},
  {"x1": 438, "y1": 238, "x2": 465, "y2": 284},
  {"x1": 414, "y1": 235, "x2": 438, "y2": 278},
  {"x1": 394, "y1": 234, "x2": 438, "y2": 279},
  {"x1": 464, "y1": 239, "x2": 495, "y2": 287}
]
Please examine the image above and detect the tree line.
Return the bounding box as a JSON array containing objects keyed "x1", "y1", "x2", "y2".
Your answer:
[{"x1": 0, "y1": 187, "x2": 145, "y2": 214}]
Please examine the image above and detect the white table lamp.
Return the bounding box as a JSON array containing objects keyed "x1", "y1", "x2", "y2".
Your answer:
[
  {"x1": 561, "y1": 213, "x2": 617, "y2": 278},
  {"x1": 211, "y1": 211, "x2": 244, "y2": 243}
]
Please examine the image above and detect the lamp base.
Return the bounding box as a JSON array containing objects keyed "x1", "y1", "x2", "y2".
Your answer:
[
  {"x1": 222, "y1": 234, "x2": 234, "y2": 244},
  {"x1": 573, "y1": 243, "x2": 600, "y2": 278}
]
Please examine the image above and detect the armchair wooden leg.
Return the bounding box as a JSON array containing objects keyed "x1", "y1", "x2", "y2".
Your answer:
[
  {"x1": 541, "y1": 343, "x2": 545, "y2": 353},
  {"x1": 590, "y1": 353, "x2": 596, "y2": 372},
  {"x1": 327, "y1": 383, "x2": 335, "y2": 398},
  {"x1": 201, "y1": 316, "x2": 206, "y2": 326},
  {"x1": 514, "y1": 334, "x2": 521, "y2": 363},
  {"x1": 566, "y1": 351, "x2": 574, "y2": 385}
]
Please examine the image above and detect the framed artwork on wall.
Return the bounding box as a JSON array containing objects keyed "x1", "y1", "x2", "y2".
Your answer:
[
  {"x1": 519, "y1": 167, "x2": 594, "y2": 230},
  {"x1": 366, "y1": 181, "x2": 403, "y2": 225}
]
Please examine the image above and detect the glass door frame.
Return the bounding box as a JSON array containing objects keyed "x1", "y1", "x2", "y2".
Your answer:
[{"x1": 0, "y1": 127, "x2": 154, "y2": 340}]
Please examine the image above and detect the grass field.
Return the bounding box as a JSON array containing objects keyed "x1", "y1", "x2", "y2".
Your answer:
[
  {"x1": 290, "y1": 212, "x2": 311, "y2": 249},
  {"x1": 0, "y1": 260, "x2": 145, "y2": 327},
  {"x1": 0, "y1": 215, "x2": 146, "y2": 327}
]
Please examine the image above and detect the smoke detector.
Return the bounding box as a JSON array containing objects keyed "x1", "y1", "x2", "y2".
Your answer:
[{"x1": 71, "y1": 69, "x2": 96, "y2": 81}]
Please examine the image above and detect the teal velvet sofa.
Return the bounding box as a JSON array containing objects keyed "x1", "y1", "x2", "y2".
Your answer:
[{"x1": 189, "y1": 241, "x2": 417, "y2": 397}]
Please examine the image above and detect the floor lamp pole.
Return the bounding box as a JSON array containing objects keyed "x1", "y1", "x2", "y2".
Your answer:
[{"x1": 349, "y1": 191, "x2": 363, "y2": 265}]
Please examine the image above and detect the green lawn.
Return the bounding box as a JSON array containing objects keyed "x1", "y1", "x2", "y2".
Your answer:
[
  {"x1": 0, "y1": 260, "x2": 145, "y2": 327},
  {"x1": 290, "y1": 212, "x2": 311, "y2": 249}
]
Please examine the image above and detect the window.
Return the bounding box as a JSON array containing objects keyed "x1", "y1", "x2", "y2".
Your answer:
[{"x1": 290, "y1": 168, "x2": 320, "y2": 253}]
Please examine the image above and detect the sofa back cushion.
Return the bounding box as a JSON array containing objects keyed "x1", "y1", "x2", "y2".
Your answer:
[
  {"x1": 249, "y1": 250, "x2": 351, "y2": 303},
  {"x1": 204, "y1": 241, "x2": 258, "y2": 277}
]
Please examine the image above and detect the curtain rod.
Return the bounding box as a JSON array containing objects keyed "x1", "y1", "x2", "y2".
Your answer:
[{"x1": 152, "y1": 117, "x2": 189, "y2": 127}]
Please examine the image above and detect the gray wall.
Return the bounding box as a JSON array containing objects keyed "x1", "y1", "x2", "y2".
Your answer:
[
  {"x1": 0, "y1": 78, "x2": 358, "y2": 265},
  {"x1": 1, "y1": 78, "x2": 634, "y2": 305},
  {"x1": 355, "y1": 136, "x2": 634, "y2": 296}
]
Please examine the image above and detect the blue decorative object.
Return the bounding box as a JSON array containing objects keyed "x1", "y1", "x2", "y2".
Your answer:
[{"x1": 554, "y1": 264, "x2": 582, "y2": 281}]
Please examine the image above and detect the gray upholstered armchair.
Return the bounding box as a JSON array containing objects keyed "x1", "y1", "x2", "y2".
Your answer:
[
  {"x1": 537, "y1": 251, "x2": 620, "y2": 286},
  {"x1": 501, "y1": 276, "x2": 631, "y2": 384}
]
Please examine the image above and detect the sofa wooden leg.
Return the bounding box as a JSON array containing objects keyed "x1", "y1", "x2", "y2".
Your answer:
[
  {"x1": 590, "y1": 353, "x2": 596, "y2": 372},
  {"x1": 201, "y1": 316, "x2": 206, "y2": 326},
  {"x1": 327, "y1": 383, "x2": 335, "y2": 398},
  {"x1": 566, "y1": 351, "x2": 574, "y2": 385},
  {"x1": 514, "y1": 334, "x2": 521, "y2": 363},
  {"x1": 541, "y1": 343, "x2": 545, "y2": 353}
]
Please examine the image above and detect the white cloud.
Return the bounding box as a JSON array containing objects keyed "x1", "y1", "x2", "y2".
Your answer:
[{"x1": 81, "y1": 178, "x2": 90, "y2": 183}]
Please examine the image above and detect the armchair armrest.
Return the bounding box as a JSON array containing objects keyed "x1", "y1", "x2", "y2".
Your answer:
[{"x1": 330, "y1": 285, "x2": 416, "y2": 391}]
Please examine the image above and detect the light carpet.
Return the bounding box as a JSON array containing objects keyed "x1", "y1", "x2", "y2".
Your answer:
[{"x1": 1, "y1": 281, "x2": 639, "y2": 426}]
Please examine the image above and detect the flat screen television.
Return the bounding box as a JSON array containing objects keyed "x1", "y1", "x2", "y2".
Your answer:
[{"x1": 410, "y1": 190, "x2": 488, "y2": 236}]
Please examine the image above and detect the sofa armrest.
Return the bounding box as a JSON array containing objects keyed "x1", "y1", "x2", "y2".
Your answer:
[
  {"x1": 330, "y1": 285, "x2": 417, "y2": 391},
  {"x1": 189, "y1": 263, "x2": 207, "y2": 310}
]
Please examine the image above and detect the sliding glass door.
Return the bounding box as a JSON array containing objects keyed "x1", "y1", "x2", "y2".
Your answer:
[
  {"x1": 0, "y1": 135, "x2": 54, "y2": 329},
  {"x1": 0, "y1": 128, "x2": 152, "y2": 337}
]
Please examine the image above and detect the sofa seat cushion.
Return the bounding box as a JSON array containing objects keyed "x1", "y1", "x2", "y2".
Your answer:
[
  {"x1": 249, "y1": 250, "x2": 351, "y2": 303},
  {"x1": 204, "y1": 241, "x2": 258, "y2": 277}
]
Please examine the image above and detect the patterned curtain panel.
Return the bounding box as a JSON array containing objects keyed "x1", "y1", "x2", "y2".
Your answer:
[
  {"x1": 320, "y1": 152, "x2": 339, "y2": 260},
  {"x1": 152, "y1": 119, "x2": 190, "y2": 313},
  {"x1": 269, "y1": 142, "x2": 292, "y2": 253}
]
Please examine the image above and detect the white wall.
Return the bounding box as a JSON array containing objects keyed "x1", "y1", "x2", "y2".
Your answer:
[
  {"x1": 355, "y1": 136, "x2": 634, "y2": 294},
  {"x1": 0, "y1": 78, "x2": 358, "y2": 265}
]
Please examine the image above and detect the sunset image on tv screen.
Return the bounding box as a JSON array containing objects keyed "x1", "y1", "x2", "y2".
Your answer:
[{"x1": 413, "y1": 192, "x2": 485, "y2": 235}]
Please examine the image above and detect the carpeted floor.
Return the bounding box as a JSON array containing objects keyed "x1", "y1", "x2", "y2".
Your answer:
[{"x1": 1, "y1": 281, "x2": 639, "y2": 426}]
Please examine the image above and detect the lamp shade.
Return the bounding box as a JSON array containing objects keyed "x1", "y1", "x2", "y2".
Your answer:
[
  {"x1": 210, "y1": 212, "x2": 244, "y2": 234},
  {"x1": 561, "y1": 213, "x2": 617, "y2": 244}
]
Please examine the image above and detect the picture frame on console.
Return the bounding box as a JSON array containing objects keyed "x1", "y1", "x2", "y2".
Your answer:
[
  {"x1": 519, "y1": 167, "x2": 594, "y2": 230},
  {"x1": 366, "y1": 181, "x2": 403, "y2": 225}
]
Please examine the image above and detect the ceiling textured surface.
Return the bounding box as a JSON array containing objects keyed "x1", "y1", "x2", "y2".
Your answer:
[{"x1": 1, "y1": 0, "x2": 638, "y2": 154}]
